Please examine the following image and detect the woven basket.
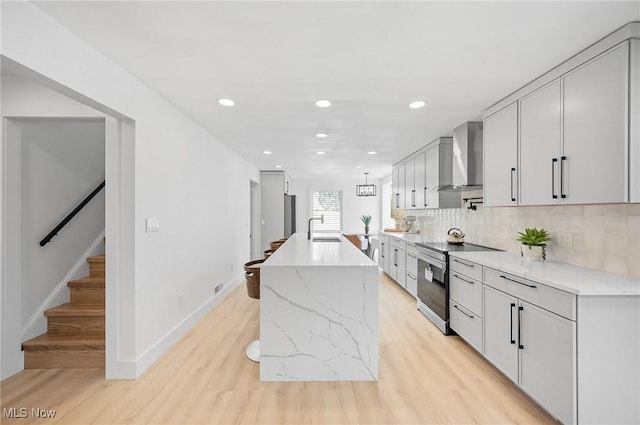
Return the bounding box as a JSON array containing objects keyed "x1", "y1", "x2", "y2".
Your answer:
[{"x1": 244, "y1": 259, "x2": 264, "y2": 299}]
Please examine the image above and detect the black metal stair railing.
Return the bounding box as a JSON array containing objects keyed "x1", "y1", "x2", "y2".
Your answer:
[{"x1": 39, "y1": 180, "x2": 105, "y2": 247}]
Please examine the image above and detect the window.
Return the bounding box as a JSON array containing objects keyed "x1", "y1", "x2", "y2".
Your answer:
[{"x1": 312, "y1": 191, "x2": 342, "y2": 232}]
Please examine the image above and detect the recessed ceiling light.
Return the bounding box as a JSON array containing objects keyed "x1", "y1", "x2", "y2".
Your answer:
[
  {"x1": 315, "y1": 132, "x2": 329, "y2": 138},
  {"x1": 315, "y1": 100, "x2": 332, "y2": 108},
  {"x1": 317, "y1": 151, "x2": 326, "y2": 155},
  {"x1": 263, "y1": 150, "x2": 272, "y2": 155},
  {"x1": 275, "y1": 165, "x2": 282, "y2": 168},
  {"x1": 356, "y1": 165, "x2": 363, "y2": 169},
  {"x1": 368, "y1": 151, "x2": 377, "y2": 155},
  {"x1": 409, "y1": 100, "x2": 426, "y2": 109},
  {"x1": 218, "y1": 98, "x2": 235, "y2": 107}
]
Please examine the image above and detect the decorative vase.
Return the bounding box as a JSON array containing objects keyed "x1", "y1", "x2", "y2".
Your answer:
[
  {"x1": 521, "y1": 244, "x2": 546, "y2": 261},
  {"x1": 364, "y1": 225, "x2": 369, "y2": 234}
]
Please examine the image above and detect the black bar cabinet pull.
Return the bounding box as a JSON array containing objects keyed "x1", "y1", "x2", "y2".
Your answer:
[
  {"x1": 453, "y1": 304, "x2": 474, "y2": 319},
  {"x1": 552, "y1": 158, "x2": 558, "y2": 199},
  {"x1": 453, "y1": 274, "x2": 474, "y2": 285},
  {"x1": 453, "y1": 259, "x2": 474, "y2": 268},
  {"x1": 40, "y1": 180, "x2": 105, "y2": 247},
  {"x1": 518, "y1": 306, "x2": 524, "y2": 349},
  {"x1": 424, "y1": 187, "x2": 428, "y2": 207},
  {"x1": 510, "y1": 168, "x2": 516, "y2": 202},
  {"x1": 500, "y1": 274, "x2": 537, "y2": 288},
  {"x1": 560, "y1": 156, "x2": 567, "y2": 199},
  {"x1": 510, "y1": 303, "x2": 516, "y2": 344}
]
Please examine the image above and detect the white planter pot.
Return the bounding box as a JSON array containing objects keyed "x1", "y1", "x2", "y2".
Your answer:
[{"x1": 521, "y1": 244, "x2": 545, "y2": 261}]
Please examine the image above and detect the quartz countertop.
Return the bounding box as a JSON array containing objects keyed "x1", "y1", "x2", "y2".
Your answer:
[
  {"x1": 263, "y1": 233, "x2": 377, "y2": 267},
  {"x1": 378, "y1": 231, "x2": 427, "y2": 244},
  {"x1": 449, "y1": 251, "x2": 640, "y2": 296}
]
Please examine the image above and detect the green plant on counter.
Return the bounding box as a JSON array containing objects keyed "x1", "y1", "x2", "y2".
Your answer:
[
  {"x1": 361, "y1": 215, "x2": 372, "y2": 234},
  {"x1": 517, "y1": 227, "x2": 551, "y2": 260}
]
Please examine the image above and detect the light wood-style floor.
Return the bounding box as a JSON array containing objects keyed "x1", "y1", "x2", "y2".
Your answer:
[{"x1": 1, "y1": 272, "x2": 556, "y2": 425}]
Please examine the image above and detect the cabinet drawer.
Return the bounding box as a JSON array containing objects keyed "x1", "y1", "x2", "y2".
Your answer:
[
  {"x1": 378, "y1": 233, "x2": 390, "y2": 243},
  {"x1": 450, "y1": 298, "x2": 483, "y2": 353},
  {"x1": 390, "y1": 238, "x2": 406, "y2": 250},
  {"x1": 406, "y1": 271, "x2": 417, "y2": 298},
  {"x1": 483, "y1": 267, "x2": 576, "y2": 321},
  {"x1": 450, "y1": 272, "x2": 482, "y2": 317},
  {"x1": 406, "y1": 242, "x2": 417, "y2": 255},
  {"x1": 450, "y1": 257, "x2": 483, "y2": 282},
  {"x1": 406, "y1": 251, "x2": 418, "y2": 275}
]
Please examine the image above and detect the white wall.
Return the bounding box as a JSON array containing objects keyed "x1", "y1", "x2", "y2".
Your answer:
[
  {"x1": 292, "y1": 177, "x2": 383, "y2": 235},
  {"x1": 1, "y1": 2, "x2": 259, "y2": 378},
  {"x1": 16, "y1": 118, "x2": 105, "y2": 338}
]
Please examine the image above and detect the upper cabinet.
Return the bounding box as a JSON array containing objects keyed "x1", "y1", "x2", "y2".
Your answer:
[
  {"x1": 484, "y1": 102, "x2": 518, "y2": 207},
  {"x1": 393, "y1": 138, "x2": 459, "y2": 210},
  {"x1": 561, "y1": 42, "x2": 628, "y2": 204},
  {"x1": 484, "y1": 23, "x2": 639, "y2": 206},
  {"x1": 519, "y1": 80, "x2": 562, "y2": 205}
]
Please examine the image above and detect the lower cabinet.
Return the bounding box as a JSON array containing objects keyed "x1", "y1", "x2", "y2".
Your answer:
[
  {"x1": 389, "y1": 243, "x2": 406, "y2": 286},
  {"x1": 483, "y1": 283, "x2": 576, "y2": 425},
  {"x1": 449, "y1": 299, "x2": 482, "y2": 352},
  {"x1": 378, "y1": 235, "x2": 390, "y2": 274},
  {"x1": 405, "y1": 271, "x2": 417, "y2": 298}
]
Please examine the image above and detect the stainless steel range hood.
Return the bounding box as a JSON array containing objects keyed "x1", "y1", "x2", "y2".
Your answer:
[{"x1": 439, "y1": 121, "x2": 483, "y2": 191}]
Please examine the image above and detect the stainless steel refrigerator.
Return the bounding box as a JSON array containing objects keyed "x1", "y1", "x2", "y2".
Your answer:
[{"x1": 284, "y1": 194, "x2": 296, "y2": 237}]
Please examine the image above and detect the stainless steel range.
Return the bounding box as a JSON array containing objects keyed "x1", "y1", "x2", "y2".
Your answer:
[{"x1": 416, "y1": 242, "x2": 497, "y2": 334}]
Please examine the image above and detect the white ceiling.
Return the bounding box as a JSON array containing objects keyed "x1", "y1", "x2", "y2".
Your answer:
[{"x1": 32, "y1": 1, "x2": 639, "y2": 179}]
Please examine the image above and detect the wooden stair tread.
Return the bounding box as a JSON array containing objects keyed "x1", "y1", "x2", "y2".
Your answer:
[
  {"x1": 87, "y1": 255, "x2": 105, "y2": 263},
  {"x1": 22, "y1": 333, "x2": 105, "y2": 351},
  {"x1": 68, "y1": 277, "x2": 105, "y2": 288},
  {"x1": 45, "y1": 303, "x2": 104, "y2": 317}
]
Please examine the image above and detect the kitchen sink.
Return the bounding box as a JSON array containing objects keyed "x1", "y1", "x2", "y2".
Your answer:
[{"x1": 312, "y1": 237, "x2": 342, "y2": 243}]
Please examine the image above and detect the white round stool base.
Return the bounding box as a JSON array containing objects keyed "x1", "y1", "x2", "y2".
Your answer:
[{"x1": 245, "y1": 339, "x2": 260, "y2": 362}]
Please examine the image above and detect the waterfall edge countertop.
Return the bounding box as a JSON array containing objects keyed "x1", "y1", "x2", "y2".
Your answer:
[
  {"x1": 264, "y1": 233, "x2": 378, "y2": 267},
  {"x1": 449, "y1": 251, "x2": 640, "y2": 296},
  {"x1": 260, "y1": 232, "x2": 379, "y2": 382}
]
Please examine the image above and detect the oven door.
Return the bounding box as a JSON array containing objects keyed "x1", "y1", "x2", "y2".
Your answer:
[{"x1": 417, "y1": 254, "x2": 449, "y2": 334}]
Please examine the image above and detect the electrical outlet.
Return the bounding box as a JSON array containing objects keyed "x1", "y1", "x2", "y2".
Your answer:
[
  {"x1": 146, "y1": 218, "x2": 160, "y2": 232},
  {"x1": 214, "y1": 283, "x2": 224, "y2": 294},
  {"x1": 556, "y1": 232, "x2": 573, "y2": 248}
]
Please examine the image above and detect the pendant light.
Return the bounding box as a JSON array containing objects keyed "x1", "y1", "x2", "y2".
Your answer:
[{"x1": 356, "y1": 172, "x2": 377, "y2": 197}]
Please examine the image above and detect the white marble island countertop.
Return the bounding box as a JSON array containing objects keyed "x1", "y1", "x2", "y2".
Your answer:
[
  {"x1": 265, "y1": 233, "x2": 377, "y2": 267},
  {"x1": 260, "y1": 233, "x2": 379, "y2": 382},
  {"x1": 449, "y1": 251, "x2": 640, "y2": 296}
]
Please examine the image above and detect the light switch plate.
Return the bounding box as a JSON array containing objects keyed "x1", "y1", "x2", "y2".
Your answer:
[{"x1": 146, "y1": 218, "x2": 160, "y2": 232}]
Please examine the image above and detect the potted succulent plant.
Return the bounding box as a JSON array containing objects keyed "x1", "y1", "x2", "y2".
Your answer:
[
  {"x1": 360, "y1": 215, "x2": 372, "y2": 234},
  {"x1": 517, "y1": 227, "x2": 551, "y2": 261}
]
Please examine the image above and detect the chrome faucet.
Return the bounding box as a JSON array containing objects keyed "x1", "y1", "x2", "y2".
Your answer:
[{"x1": 307, "y1": 215, "x2": 324, "y2": 239}]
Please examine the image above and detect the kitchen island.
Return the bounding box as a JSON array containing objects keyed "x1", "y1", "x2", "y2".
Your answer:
[{"x1": 260, "y1": 233, "x2": 379, "y2": 381}]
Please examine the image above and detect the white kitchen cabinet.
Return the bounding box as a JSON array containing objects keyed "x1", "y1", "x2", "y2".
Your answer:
[
  {"x1": 414, "y1": 152, "x2": 426, "y2": 208},
  {"x1": 391, "y1": 166, "x2": 400, "y2": 209},
  {"x1": 424, "y1": 138, "x2": 458, "y2": 209},
  {"x1": 398, "y1": 163, "x2": 406, "y2": 209},
  {"x1": 519, "y1": 80, "x2": 562, "y2": 205},
  {"x1": 392, "y1": 164, "x2": 406, "y2": 209},
  {"x1": 483, "y1": 102, "x2": 518, "y2": 207},
  {"x1": 405, "y1": 157, "x2": 416, "y2": 208},
  {"x1": 405, "y1": 271, "x2": 417, "y2": 298},
  {"x1": 562, "y1": 41, "x2": 628, "y2": 204},
  {"x1": 483, "y1": 285, "x2": 519, "y2": 383},
  {"x1": 378, "y1": 234, "x2": 390, "y2": 274},
  {"x1": 519, "y1": 300, "x2": 575, "y2": 425},
  {"x1": 483, "y1": 277, "x2": 576, "y2": 425},
  {"x1": 389, "y1": 241, "x2": 406, "y2": 287}
]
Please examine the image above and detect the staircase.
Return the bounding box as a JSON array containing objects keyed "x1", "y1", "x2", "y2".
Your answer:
[{"x1": 22, "y1": 255, "x2": 105, "y2": 369}]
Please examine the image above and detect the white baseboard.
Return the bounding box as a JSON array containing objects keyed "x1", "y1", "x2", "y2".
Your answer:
[
  {"x1": 21, "y1": 230, "x2": 105, "y2": 341},
  {"x1": 131, "y1": 273, "x2": 245, "y2": 378}
]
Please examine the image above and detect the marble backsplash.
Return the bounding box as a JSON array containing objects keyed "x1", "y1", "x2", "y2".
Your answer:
[{"x1": 407, "y1": 193, "x2": 640, "y2": 278}]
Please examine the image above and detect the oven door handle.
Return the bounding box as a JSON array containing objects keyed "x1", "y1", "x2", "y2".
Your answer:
[{"x1": 418, "y1": 256, "x2": 446, "y2": 271}]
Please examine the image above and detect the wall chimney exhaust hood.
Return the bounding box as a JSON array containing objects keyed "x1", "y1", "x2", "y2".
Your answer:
[{"x1": 439, "y1": 121, "x2": 483, "y2": 191}]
